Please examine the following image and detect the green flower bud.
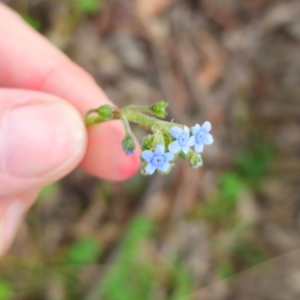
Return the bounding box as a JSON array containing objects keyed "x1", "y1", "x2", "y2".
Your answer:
[
  {"x1": 142, "y1": 134, "x2": 155, "y2": 151},
  {"x1": 188, "y1": 152, "x2": 203, "y2": 169},
  {"x1": 178, "y1": 151, "x2": 188, "y2": 159},
  {"x1": 96, "y1": 104, "x2": 117, "y2": 120},
  {"x1": 150, "y1": 101, "x2": 168, "y2": 118},
  {"x1": 122, "y1": 134, "x2": 135, "y2": 155}
]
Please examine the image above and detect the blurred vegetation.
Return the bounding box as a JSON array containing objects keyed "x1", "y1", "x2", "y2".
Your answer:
[
  {"x1": 75, "y1": 0, "x2": 103, "y2": 15},
  {"x1": 0, "y1": 280, "x2": 13, "y2": 300},
  {"x1": 195, "y1": 141, "x2": 274, "y2": 278},
  {"x1": 62, "y1": 236, "x2": 102, "y2": 265},
  {"x1": 198, "y1": 141, "x2": 275, "y2": 226},
  {"x1": 21, "y1": 13, "x2": 42, "y2": 31},
  {"x1": 0, "y1": 138, "x2": 275, "y2": 299}
]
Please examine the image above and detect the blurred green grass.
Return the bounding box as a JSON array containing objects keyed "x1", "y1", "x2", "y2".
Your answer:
[
  {"x1": 0, "y1": 280, "x2": 13, "y2": 300},
  {"x1": 0, "y1": 138, "x2": 275, "y2": 299}
]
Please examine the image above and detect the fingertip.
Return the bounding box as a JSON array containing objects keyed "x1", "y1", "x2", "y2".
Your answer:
[
  {"x1": 0, "y1": 188, "x2": 39, "y2": 257},
  {"x1": 79, "y1": 121, "x2": 141, "y2": 181},
  {"x1": 2, "y1": 100, "x2": 87, "y2": 178},
  {"x1": 0, "y1": 89, "x2": 88, "y2": 196},
  {"x1": 116, "y1": 147, "x2": 141, "y2": 180}
]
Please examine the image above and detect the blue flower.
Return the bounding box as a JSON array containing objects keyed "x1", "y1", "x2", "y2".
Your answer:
[
  {"x1": 189, "y1": 121, "x2": 213, "y2": 153},
  {"x1": 141, "y1": 145, "x2": 174, "y2": 175},
  {"x1": 168, "y1": 126, "x2": 193, "y2": 154}
]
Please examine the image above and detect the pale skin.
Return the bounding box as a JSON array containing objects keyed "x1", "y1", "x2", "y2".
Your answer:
[{"x1": 0, "y1": 3, "x2": 140, "y2": 256}]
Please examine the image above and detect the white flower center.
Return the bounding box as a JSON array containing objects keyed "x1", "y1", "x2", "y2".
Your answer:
[
  {"x1": 151, "y1": 154, "x2": 165, "y2": 167},
  {"x1": 196, "y1": 130, "x2": 206, "y2": 144},
  {"x1": 178, "y1": 133, "x2": 189, "y2": 146}
]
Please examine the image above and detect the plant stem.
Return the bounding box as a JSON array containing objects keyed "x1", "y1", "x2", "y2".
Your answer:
[
  {"x1": 85, "y1": 116, "x2": 105, "y2": 126},
  {"x1": 120, "y1": 114, "x2": 132, "y2": 135},
  {"x1": 121, "y1": 108, "x2": 182, "y2": 133},
  {"x1": 125, "y1": 105, "x2": 152, "y2": 113}
]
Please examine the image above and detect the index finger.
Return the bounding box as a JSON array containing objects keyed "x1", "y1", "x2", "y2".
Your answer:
[{"x1": 0, "y1": 4, "x2": 140, "y2": 180}]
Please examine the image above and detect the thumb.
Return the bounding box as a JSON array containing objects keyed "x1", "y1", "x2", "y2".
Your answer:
[
  {"x1": 0, "y1": 188, "x2": 39, "y2": 256},
  {"x1": 0, "y1": 88, "x2": 87, "y2": 196}
]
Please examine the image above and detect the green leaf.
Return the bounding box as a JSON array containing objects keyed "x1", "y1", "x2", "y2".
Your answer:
[
  {"x1": 236, "y1": 142, "x2": 275, "y2": 188},
  {"x1": 0, "y1": 280, "x2": 13, "y2": 300},
  {"x1": 38, "y1": 183, "x2": 59, "y2": 201},
  {"x1": 64, "y1": 236, "x2": 102, "y2": 264},
  {"x1": 170, "y1": 265, "x2": 194, "y2": 300},
  {"x1": 198, "y1": 172, "x2": 243, "y2": 225},
  {"x1": 99, "y1": 216, "x2": 156, "y2": 300},
  {"x1": 76, "y1": 0, "x2": 103, "y2": 14},
  {"x1": 219, "y1": 172, "x2": 243, "y2": 200}
]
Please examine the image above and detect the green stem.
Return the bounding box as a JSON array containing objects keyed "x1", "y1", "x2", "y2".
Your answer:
[
  {"x1": 121, "y1": 108, "x2": 182, "y2": 133},
  {"x1": 85, "y1": 116, "x2": 105, "y2": 126},
  {"x1": 153, "y1": 129, "x2": 165, "y2": 146},
  {"x1": 120, "y1": 114, "x2": 132, "y2": 135},
  {"x1": 85, "y1": 109, "x2": 98, "y2": 118},
  {"x1": 125, "y1": 105, "x2": 152, "y2": 114}
]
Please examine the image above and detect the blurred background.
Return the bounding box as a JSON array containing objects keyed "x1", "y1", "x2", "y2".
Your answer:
[{"x1": 1, "y1": 0, "x2": 300, "y2": 299}]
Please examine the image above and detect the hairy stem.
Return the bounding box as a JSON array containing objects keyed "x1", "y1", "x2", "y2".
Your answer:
[
  {"x1": 120, "y1": 114, "x2": 132, "y2": 135},
  {"x1": 121, "y1": 108, "x2": 182, "y2": 133},
  {"x1": 85, "y1": 116, "x2": 105, "y2": 126}
]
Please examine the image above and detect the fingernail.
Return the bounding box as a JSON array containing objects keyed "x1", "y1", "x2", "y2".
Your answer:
[
  {"x1": 0, "y1": 201, "x2": 24, "y2": 256},
  {"x1": 1, "y1": 102, "x2": 86, "y2": 177}
]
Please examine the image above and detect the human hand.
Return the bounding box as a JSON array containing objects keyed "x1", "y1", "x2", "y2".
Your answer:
[{"x1": 0, "y1": 4, "x2": 140, "y2": 256}]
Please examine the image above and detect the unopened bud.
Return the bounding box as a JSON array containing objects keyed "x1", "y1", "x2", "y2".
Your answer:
[
  {"x1": 122, "y1": 134, "x2": 135, "y2": 155},
  {"x1": 188, "y1": 152, "x2": 203, "y2": 169},
  {"x1": 150, "y1": 101, "x2": 168, "y2": 118},
  {"x1": 96, "y1": 105, "x2": 117, "y2": 120},
  {"x1": 141, "y1": 134, "x2": 154, "y2": 151}
]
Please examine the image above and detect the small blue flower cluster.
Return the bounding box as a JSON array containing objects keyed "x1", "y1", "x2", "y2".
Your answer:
[
  {"x1": 141, "y1": 121, "x2": 213, "y2": 175},
  {"x1": 85, "y1": 101, "x2": 214, "y2": 175}
]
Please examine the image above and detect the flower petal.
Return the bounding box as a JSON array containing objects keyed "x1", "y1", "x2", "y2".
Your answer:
[
  {"x1": 204, "y1": 133, "x2": 213, "y2": 145},
  {"x1": 183, "y1": 125, "x2": 190, "y2": 135},
  {"x1": 188, "y1": 136, "x2": 195, "y2": 146},
  {"x1": 192, "y1": 124, "x2": 201, "y2": 135},
  {"x1": 158, "y1": 162, "x2": 170, "y2": 172},
  {"x1": 168, "y1": 141, "x2": 181, "y2": 154},
  {"x1": 202, "y1": 121, "x2": 211, "y2": 133},
  {"x1": 195, "y1": 143, "x2": 204, "y2": 153},
  {"x1": 155, "y1": 144, "x2": 165, "y2": 154},
  {"x1": 170, "y1": 127, "x2": 183, "y2": 139},
  {"x1": 145, "y1": 163, "x2": 156, "y2": 175},
  {"x1": 164, "y1": 152, "x2": 174, "y2": 162},
  {"x1": 141, "y1": 150, "x2": 154, "y2": 163},
  {"x1": 182, "y1": 145, "x2": 190, "y2": 155}
]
